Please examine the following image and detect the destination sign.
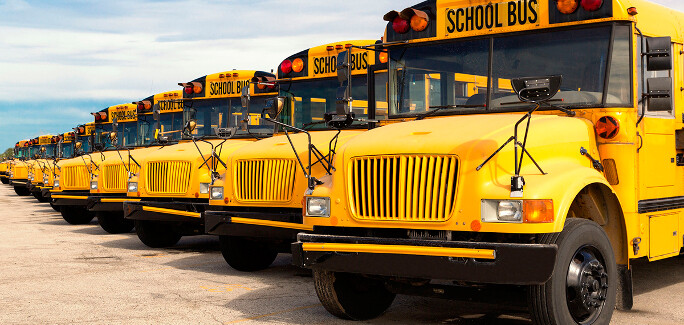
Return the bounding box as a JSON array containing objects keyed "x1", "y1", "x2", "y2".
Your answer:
[
  {"x1": 311, "y1": 51, "x2": 370, "y2": 77},
  {"x1": 110, "y1": 105, "x2": 137, "y2": 123},
  {"x1": 446, "y1": 0, "x2": 539, "y2": 35}
]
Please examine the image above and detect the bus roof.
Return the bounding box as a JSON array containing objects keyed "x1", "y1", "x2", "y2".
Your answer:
[
  {"x1": 277, "y1": 40, "x2": 380, "y2": 80},
  {"x1": 383, "y1": 0, "x2": 684, "y2": 44}
]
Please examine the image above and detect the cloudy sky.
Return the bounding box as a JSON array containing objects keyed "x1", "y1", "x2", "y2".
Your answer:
[{"x1": 0, "y1": 0, "x2": 683, "y2": 151}]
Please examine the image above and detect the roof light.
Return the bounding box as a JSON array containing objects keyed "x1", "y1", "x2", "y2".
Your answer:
[
  {"x1": 326, "y1": 46, "x2": 334, "y2": 51},
  {"x1": 192, "y1": 82, "x2": 202, "y2": 94},
  {"x1": 627, "y1": 7, "x2": 638, "y2": 15},
  {"x1": 557, "y1": 0, "x2": 579, "y2": 14},
  {"x1": 184, "y1": 85, "x2": 193, "y2": 94},
  {"x1": 392, "y1": 16, "x2": 410, "y2": 34},
  {"x1": 219, "y1": 74, "x2": 225, "y2": 78},
  {"x1": 280, "y1": 59, "x2": 292, "y2": 74},
  {"x1": 335, "y1": 44, "x2": 343, "y2": 50},
  {"x1": 345, "y1": 44, "x2": 352, "y2": 49},
  {"x1": 400, "y1": 8, "x2": 429, "y2": 32},
  {"x1": 581, "y1": 0, "x2": 603, "y2": 11},
  {"x1": 379, "y1": 51, "x2": 388, "y2": 64},
  {"x1": 292, "y1": 58, "x2": 304, "y2": 73}
]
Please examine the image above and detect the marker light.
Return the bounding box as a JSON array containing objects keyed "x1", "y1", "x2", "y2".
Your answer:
[
  {"x1": 335, "y1": 44, "x2": 343, "y2": 50},
  {"x1": 280, "y1": 59, "x2": 293, "y2": 74},
  {"x1": 232, "y1": 73, "x2": 239, "y2": 77},
  {"x1": 392, "y1": 16, "x2": 410, "y2": 34},
  {"x1": 379, "y1": 51, "x2": 389, "y2": 64},
  {"x1": 581, "y1": 0, "x2": 603, "y2": 11},
  {"x1": 184, "y1": 85, "x2": 193, "y2": 94},
  {"x1": 596, "y1": 116, "x2": 620, "y2": 139},
  {"x1": 400, "y1": 8, "x2": 429, "y2": 32},
  {"x1": 627, "y1": 7, "x2": 638, "y2": 15},
  {"x1": 557, "y1": 0, "x2": 579, "y2": 14},
  {"x1": 326, "y1": 46, "x2": 334, "y2": 51},
  {"x1": 192, "y1": 82, "x2": 202, "y2": 94},
  {"x1": 523, "y1": 200, "x2": 554, "y2": 223},
  {"x1": 292, "y1": 58, "x2": 304, "y2": 73},
  {"x1": 219, "y1": 74, "x2": 225, "y2": 78}
]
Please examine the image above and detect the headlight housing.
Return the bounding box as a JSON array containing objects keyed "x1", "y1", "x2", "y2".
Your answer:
[
  {"x1": 90, "y1": 181, "x2": 98, "y2": 190},
  {"x1": 210, "y1": 186, "x2": 223, "y2": 200},
  {"x1": 481, "y1": 199, "x2": 554, "y2": 223},
  {"x1": 199, "y1": 183, "x2": 211, "y2": 194},
  {"x1": 306, "y1": 197, "x2": 330, "y2": 217},
  {"x1": 127, "y1": 182, "x2": 138, "y2": 193},
  {"x1": 43, "y1": 175, "x2": 49, "y2": 184}
]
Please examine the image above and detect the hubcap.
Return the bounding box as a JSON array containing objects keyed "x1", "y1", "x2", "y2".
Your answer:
[{"x1": 566, "y1": 245, "x2": 608, "y2": 324}]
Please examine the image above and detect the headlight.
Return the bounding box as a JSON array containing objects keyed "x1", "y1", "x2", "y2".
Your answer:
[
  {"x1": 90, "y1": 181, "x2": 98, "y2": 190},
  {"x1": 199, "y1": 183, "x2": 210, "y2": 194},
  {"x1": 481, "y1": 200, "x2": 522, "y2": 223},
  {"x1": 43, "y1": 175, "x2": 49, "y2": 184},
  {"x1": 306, "y1": 197, "x2": 330, "y2": 217},
  {"x1": 28, "y1": 175, "x2": 33, "y2": 181},
  {"x1": 210, "y1": 187, "x2": 223, "y2": 200},
  {"x1": 127, "y1": 182, "x2": 138, "y2": 193},
  {"x1": 53, "y1": 180, "x2": 59, "y2": 189}
]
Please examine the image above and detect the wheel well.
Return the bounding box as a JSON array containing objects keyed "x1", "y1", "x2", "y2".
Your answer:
[{"x1": 567, "y1": 183, "x2": 628, "y2": 265}]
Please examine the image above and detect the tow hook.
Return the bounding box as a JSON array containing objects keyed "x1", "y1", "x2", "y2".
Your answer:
[
  {"x1": 580, "y1": 147, "x2": 604, "y2": 172},
  {"x1": 632, "y1": 237, "x2": 642, "y2": 255}
]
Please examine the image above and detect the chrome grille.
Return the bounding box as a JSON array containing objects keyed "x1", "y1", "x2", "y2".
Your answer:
[
  {"x1": 234, "y1": 159, "x2": 296, "y2": 202},
  {"x1": 63, "y1": 166, "x2": 89, "y2": 189}
]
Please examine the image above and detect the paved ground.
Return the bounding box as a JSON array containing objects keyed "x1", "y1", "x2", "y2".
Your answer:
[{"x1": 0, "y1": 184, "x2": 682, "y2": 324}]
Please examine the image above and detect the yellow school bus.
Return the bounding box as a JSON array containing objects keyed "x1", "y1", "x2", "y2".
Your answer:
[
  {"x1": 122, "y1": 70, "x2": 278, "y2": 248},
  {"x1": 8, "y1": 140, "x2": 32, "y2": 195},
  {"x1": 26, "y1": 134, "x2": 59, "y2": 202},
  {"x1": 40, "y1": 131, "x2": 76, "y2": 212},
  {"x1": 200, "y1": 40, "x2": 387, "y2": 271},
  {"x1": 293, "y1": 1, "x2": 684, "y2": 323},
  {"x1": 50, "y1": 122, "x2": 98, "y2": 224},
  {"x1": 86, "y1": 91, "x2": 185, "y2": 234}
]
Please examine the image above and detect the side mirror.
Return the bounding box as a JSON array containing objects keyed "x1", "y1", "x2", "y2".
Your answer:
[
  {"x1": 646, "y1": 37, "x2": 672, "y2": 71},
  {"x1": 262, "y1": 97, "x2": 285, "y2": 120},
  {"x1": 336, "y1": 51, "x2": 352, "y2": 114},
  {"x1": 184, "y1": 119, "x2": 197, "y2": 134},
  {"x1": 241, "y1": 84, "x2": 250, "y2": 108},
  {"x1": 75, "y1": 142, "x2": 82, "y2": 151},
  {"x1": 511, "y1": 75, "x2": 562, "y2": 103},
  {"x1": 109, "y1": 131, "x2": 118, "y2": 143},
  {"x1": 153, "y1": 104, "x2": 160, "y2": 121},
  {"x1": 40, "y1": 147, "x2": 46, "y2": 153},
  {"x1": 646, "y1": 77, "x2": 673, "y2": 112}
]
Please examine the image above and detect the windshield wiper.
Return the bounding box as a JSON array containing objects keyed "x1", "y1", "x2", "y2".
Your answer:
[
  {"x1": 302, "y1": 120, "x2": 327, "y2": 129},
  {"x1": 417, "y1": 104, "x2": 486, "y2": 120}
]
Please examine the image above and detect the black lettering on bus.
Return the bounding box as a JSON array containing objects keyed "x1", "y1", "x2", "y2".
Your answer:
[
  {"x1": 484, "y1": 4, "x2": 494, "y2": 29},
  {"x1": 456, "y1": 8, "x2": 464, "y2": 32},
  {"x1": 474, "y1": 5, "x2": 484, "y2": 30},
  {"x1": 361, "y1": 52, "x2": 368, "y2": 69},
  {"x1": 465, "y1": 7, "x2": 474, "y2": 31},
  {"x1": 314, "y1": 58, "x2": 320, "y2": 75},
  {"x1": 210, "y1": 82, "x2": 216, "y2": 96},
  {"x1": 517, "y1": 0, "x2": 528, "y2": 25},
  {"x1": 447, "y1": 9, "x2": 456, "y2": 33},
  {"x1": 529, "y1": 0, "x2": 538, "y2": 23},
  {"x1": 495, "y1": 3, "x2": 503, "y2": 27},
  {"x1": 508, "y1": 2, "x2": 517, "y2": 26},
  {"x1": 331, "y1": 56, "x2": 337, "y2": 73}
]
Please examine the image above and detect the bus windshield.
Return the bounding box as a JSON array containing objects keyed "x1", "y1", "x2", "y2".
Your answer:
[
  {"x1": 158, "y1": 111, "x2": 184, "y2": 141},
  {"x1": 389, "y1": 25, "x2": 631, "y2": 116},
  {"x1": 182, "y1": 97, "x2": 275, "y2": 138},
  {"x1": 95, "y1": 124, "x2": 112, "y2": 149},
  {"x1": 137, "y1": 114, "x2": 156, "y2": 146},
  {"x1": 278, "y1": 75, "x2": 372, "y2": 130},
  {"x1": 42, "y1": 144, "x2": 57, "y2": 158},
  {"x1": 114, "y1": 121, "x2": 137, "y2": 148},
  {"x1": 61, "y1": 142, "x2": 74, "y2": 158}
]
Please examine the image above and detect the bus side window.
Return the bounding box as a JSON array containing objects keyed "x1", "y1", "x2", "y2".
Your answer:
[{"x1": 638, "y1": 35, "x2": 674, "y2": 117}]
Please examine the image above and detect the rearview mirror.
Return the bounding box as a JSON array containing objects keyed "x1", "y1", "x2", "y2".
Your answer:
[
  {"x1": 511, "y1": 75, "x2": 562, "y2": 103},
  {"x1": 184, "y1": 119, "x2": 197, "y2": 135},
  {"x1": 109, "y1": 131, "x2": 118, "y2": 143},
  {"x1": 646, "y1": 37, "x2": 672, "y2": 71},
  {"x1": 646, "y1": 77, "x2": 673, "y2": 112},
  {"x1": 75, "y1": 142, "x2": 82, "y2": 151},
  {"x1": 262, "y1": 97, "x2": 285, "y2": 119},
  {"x1": 153, "y1": 104, "x2": 160, "y2": 121}
]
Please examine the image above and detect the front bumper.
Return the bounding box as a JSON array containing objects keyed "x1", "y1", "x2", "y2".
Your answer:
[
  {"x1": 87, "y1": 194, "x2": 141, "y2": 212},
  {"x1": 124, "y1": 200, "x2": 208, "y2": 223},
  {"x1": 28, "y1": 182, "x2": 45, "y2": 194},
  {"x1": 293, "y1": 233, "x2": 557, "y2": 285},
  {"x1": 41, "y1": 188, "x2": 52, "y2": 199},
  {"x1": 10, "y1": 179, "x2": 28, "y2": 187},
  {"x1": 204, "y1": 208, "x2": 310, "y2": 240},
  {"x1": 51, "y1": 190, "x2": 91, "y2": 206}
]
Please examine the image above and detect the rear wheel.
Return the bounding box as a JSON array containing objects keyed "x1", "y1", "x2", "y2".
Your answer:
[
  {"x1": 13, "y1": 186, "x2": 30, "y2": 196},
  {"x1": 529, "y1": 218, "x2": 617, "y2": 325},
  {"x1": 97, "y1": 211, "x2": 134, "y2": 234},
  {"x1": 313, "y1": 270, "x2": 395, "y2": 320},
  {"x1": 134, "y1": 220, "x2": 181, "y2": 248},
  {"x1": 60, "y1": 205, "x2": 95, "y2": 225},
  {"x1": 219, "y1": 236, "x2": 278, "y2": 271},
  {"x1": 33, "y1": 192, "x2": 50, "y2": 202}
]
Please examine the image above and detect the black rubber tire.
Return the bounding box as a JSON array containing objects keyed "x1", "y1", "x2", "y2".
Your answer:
[
  {"x1": 313, "y1": 269, "x2": 395, "y2": 320},
  {"x1": 134, "y1": 220, "x2": 182, "y2": 248},
  {"x1": 529, "y1": 218, "x2": 617, "y2": 325},
  {"x1": 97, "y1": 211, "x2": 134, "y2": 234},
  {"x1": 50, "y1": 202, "x2": 60, "y2": 212},
  {"x1": 60, "y1": 206, "x2": 95, "y2": 225},
  {"x1": 1, "y1": 178, "x2": 8, "y2": 184},
  {"x1": 13, "y1": 186, "x2": 30, "y2": 196},
  {"x1": 219, "y1": 236, "x2": 278, "y2": 272},
  {"x1": 33, "y1": 192, "x2": 50, "y2": 203}
]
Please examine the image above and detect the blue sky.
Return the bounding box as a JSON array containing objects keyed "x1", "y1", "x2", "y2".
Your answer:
[{"x1": 0, "y1": 0, "x2": 683, "y2": 150}]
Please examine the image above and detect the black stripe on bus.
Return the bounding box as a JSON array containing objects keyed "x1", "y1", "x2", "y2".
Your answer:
[{"x1": 638, "y1": 196, "x2": 684, "y2": 214}]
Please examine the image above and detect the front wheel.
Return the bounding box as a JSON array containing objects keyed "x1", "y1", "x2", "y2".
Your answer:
[
  {"x1": 134, "y1": 220, "x2": 181, "y2": 248},
  {"x1": 97, "y1": 211, "x2": 134, "y2": 234},
  {"x1": 33, "y1": 192, "x2": 50, "y2": 202},
  {"x1": 50, "y1": 202, "x2": 60, "y2": 212},
  {"x1": 13, "y1": 186, "x2": 30, "y2": 196},
  {"x1": 60, "y1": 206, "x2": 95, "y2": 225},
  {"x1": 313, "y1": 270, "x2": 396, "y2": 320},
  {"x1": 529, "y1": 218, "x2": 617, "y2": 325},
  {"x1": 1, "y1": 177, "x2": 8, "y2": 184},
  {"x1": 219, "y1": 236, "x2": 278, "y2": 272}
]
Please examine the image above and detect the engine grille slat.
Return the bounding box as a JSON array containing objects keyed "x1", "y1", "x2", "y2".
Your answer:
[
  {"x1": 103, "y1": 164, "x2": 138, "y2": 191},
  {"x1": 234, "y1": 159, "x2": 296, "y2": 203},
  {"x1": 63, "y1": 166, "x2": 89, "y2": 190},
  {"x1": 145, "y1": 161, "x2": 191, "y2": 195},
  {"x1": 348, "y1": 155, "x2": 458, "y2": 222}
]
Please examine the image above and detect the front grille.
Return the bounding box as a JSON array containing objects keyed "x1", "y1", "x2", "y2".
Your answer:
[
  {"x1": 103, "y1": 164, "x2": 139, "y2": 191},
  {"x1": 348, "y1": 155, "x2": 458, "y2": 222},
  {"x1": 145, "y1": 161, "x2": 191, "y2": 195},
  {"x1": 63, "y1": 166, "x2": 89, "y2": 189},
  {"x1": 234, "y1": 159, "x2": 296, "y2": 202}
]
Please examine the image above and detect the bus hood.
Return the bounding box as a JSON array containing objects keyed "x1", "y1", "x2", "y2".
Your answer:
[{"x1": 229, "y1": 130, "x2": 365, "y2": 161}]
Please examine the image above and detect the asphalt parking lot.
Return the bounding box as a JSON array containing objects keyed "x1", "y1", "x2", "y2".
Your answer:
[{"x1": 0, "y1": 185, "x2": 682, "y2": 324}]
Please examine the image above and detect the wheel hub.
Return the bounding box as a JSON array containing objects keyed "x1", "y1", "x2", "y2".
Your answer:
[{"x1": 566, "y1": 246, "x2": 608, "y2": 324}]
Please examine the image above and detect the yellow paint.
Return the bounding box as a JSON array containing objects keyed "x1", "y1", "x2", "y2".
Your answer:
[
  {"x1": 51, "y1": 195, "x2": 88, "y2": 200},
  {"x1": 230, "y1": 217, "x2": 314, "y2": 231},
  {"x1": 100, "y1": 198, "x2": 142, "y2": 203},
  {"x1": 141, "y1": 206, "x2": 201, "y2": 218},
  {"x1": 302, "y1": 242, "x2": 495, "y2": 259}
]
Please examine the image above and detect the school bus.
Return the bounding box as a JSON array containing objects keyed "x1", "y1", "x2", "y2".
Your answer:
[
  {"x1": 39, "y1": 131, "x2": 77, "y2": 211},
  {"x1": 86, "y1": 91, "x2": 185, "y2": 234},
  {"x1": 26, "y1": 134, "x2": 59, "y2": 202},
  {"x1": 291, "y1": 1, "x2": 684, "y2": 323},
  {"x1": 8, "y1": 140, "x2": 32, "y2": 195},
  {"x1": 50, "y1": 122, "x2": 99, "y2": 224},
  {"x1": 200, "y1": 40, "x2": 387, "y2": 271},
  {"x1": 122, "y1": 70, "x2": 277, "y2": 248}
]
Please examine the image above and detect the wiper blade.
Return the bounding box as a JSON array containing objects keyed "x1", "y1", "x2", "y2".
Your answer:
[{"x1": 417, "y1": 104, "x2": 485, "y2": 120}]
